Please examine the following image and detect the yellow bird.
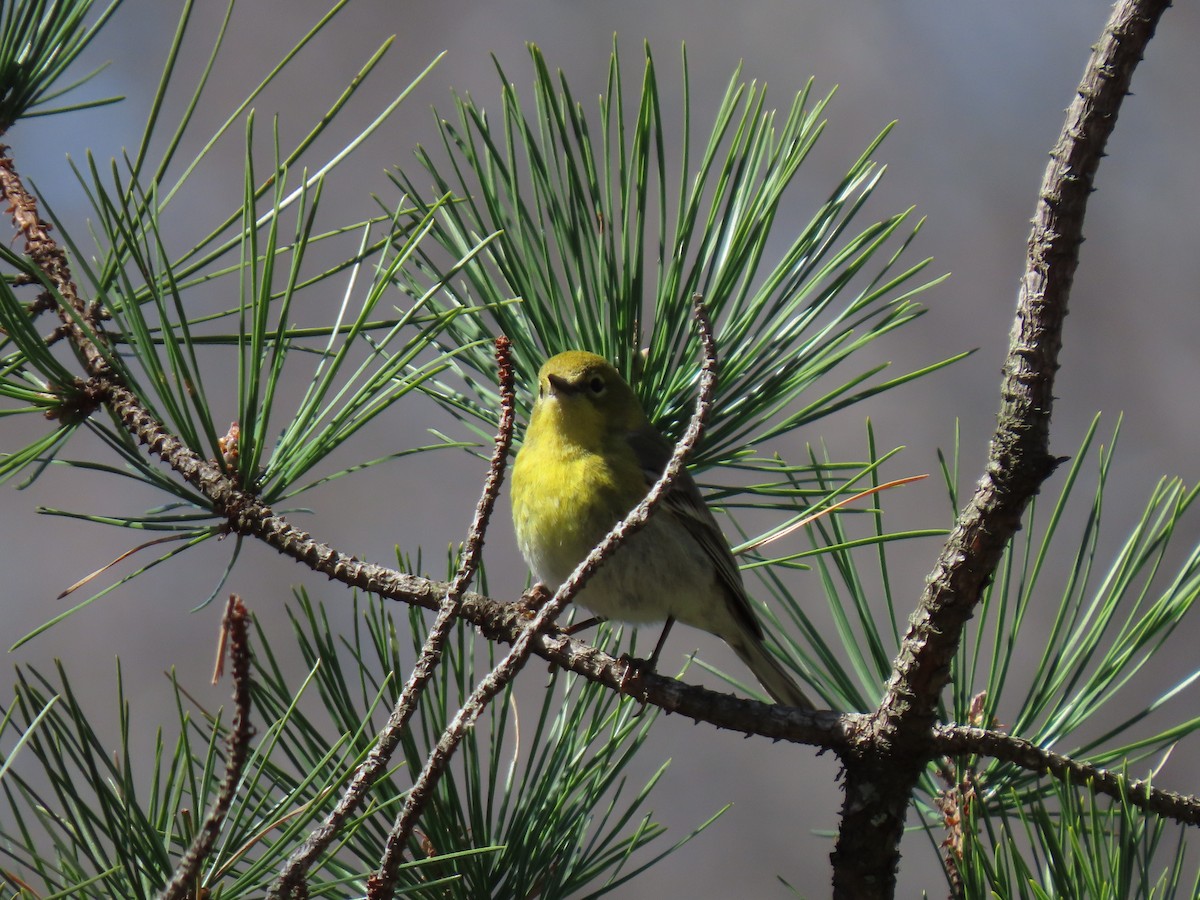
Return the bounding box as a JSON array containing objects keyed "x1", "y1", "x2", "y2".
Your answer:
[{"x1": 511, "y1": 350, "x2": 814, "y2": 709}]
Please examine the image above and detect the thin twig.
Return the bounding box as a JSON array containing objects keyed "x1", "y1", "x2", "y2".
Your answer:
[
  {"x1": 367, "y1": 295, "x2": 719, "y2": 900},
  {"x1": 157, "y1": 596, "x2": 256, "y2": 900},
  {"x1": 268, "y1": 338, "x2": 517, "y2": 900}
]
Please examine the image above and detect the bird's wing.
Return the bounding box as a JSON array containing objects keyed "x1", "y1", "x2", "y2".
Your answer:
[{"x1": 625, "y1": 428, "x2": 765, "y2": 640}]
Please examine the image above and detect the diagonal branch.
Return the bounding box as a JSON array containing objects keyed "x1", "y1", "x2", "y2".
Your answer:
[
  {"x1": 368, "y1": 295, "x2": 720, "y2": 900},
  {"x1": 268, "y1": 337, "x2": 517, "y2": 900},
  {"x1": 880, "y1": 0, "x2": 1171, "y2": 743}
]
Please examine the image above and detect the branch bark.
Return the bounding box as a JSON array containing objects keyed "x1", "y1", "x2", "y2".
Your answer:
[{"x1": 932, "y1": 724, "x2": 1200, "y2": 826}]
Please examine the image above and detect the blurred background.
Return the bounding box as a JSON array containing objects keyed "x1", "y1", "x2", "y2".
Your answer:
[{"x1": 2, "y1": 1, "x2": 1198, "y2": 896}]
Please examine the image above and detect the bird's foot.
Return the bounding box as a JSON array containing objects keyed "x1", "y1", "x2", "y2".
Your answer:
[
  {"x1": 615, "y1": 653, "x2": 654, "y2": 714},
  {"x1": 563, "y1": 615, "x2": 604, "y2": 635}
]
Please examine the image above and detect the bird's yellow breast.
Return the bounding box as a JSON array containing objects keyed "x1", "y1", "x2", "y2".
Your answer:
[{"x1": 511, "y1": 398, "x2": 642, "y2": 585}]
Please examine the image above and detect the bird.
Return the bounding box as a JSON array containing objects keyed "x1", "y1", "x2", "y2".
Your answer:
[{"x1": 510, "y1": 349, "x2": 814, "y2": 709}]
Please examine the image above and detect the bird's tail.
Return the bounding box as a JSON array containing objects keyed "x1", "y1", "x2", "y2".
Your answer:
[{"x1": 728, "y1": 633, "x2": 816, "y2": 710}]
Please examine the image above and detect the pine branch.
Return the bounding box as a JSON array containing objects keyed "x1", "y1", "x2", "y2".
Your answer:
[
  {"x1": 933, "y1": 724, "x2": 1200, "y2": 826},
  {"x1": 4, "y1": 138, "x2": 1198, "y2": 823}
]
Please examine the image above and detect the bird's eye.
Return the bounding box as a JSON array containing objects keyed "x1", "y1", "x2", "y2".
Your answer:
[{"x1": 588, "y1": 376, "x2": 605, "y2": 395}]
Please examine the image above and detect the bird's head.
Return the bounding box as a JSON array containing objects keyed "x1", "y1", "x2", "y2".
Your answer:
[{"x1": 531, "y1": 350, "x2": 647, "y2": 447}]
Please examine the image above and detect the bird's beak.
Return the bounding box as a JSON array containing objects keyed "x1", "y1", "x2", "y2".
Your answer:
[{"x1": 545, "y1": 373, "x2": 577, "y2": 397}]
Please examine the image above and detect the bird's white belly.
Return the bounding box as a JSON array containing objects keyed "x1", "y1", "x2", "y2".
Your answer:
[{"x1": 534, "y1": 513, "x2": 733, "y2": 635}]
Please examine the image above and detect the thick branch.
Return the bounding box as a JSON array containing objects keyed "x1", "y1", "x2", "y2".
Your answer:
[
  {"x1": 831, "y1": 2, "x2": 1172, "y2": 897},
  {"x1": 881, "y1": 0, "x2": 1170, "y2": 746},
  {"x1": 97, "y1": 373, "x2": 838, "y2": 739}
]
